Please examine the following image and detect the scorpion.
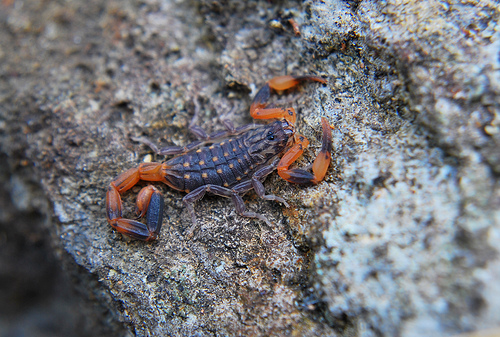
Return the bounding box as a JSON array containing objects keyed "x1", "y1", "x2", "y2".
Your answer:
[{"x1": 106, "y1": 75, "x2": 332, "y2": 241}]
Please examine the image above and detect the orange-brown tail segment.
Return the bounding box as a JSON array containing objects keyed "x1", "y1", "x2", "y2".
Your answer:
[{"x1": 106, "y1": 162, "x2": 166, "y2": 241}]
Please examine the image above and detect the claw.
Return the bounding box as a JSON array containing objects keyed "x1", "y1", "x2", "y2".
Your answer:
[
  {"x1": 267, "y1": 75, "x2": 326, "y2": 91},
  {"x1": 250, "y1": 76, "x2": 331, "y2": 185},
  {"x1": 278, "y1": 168, "x2": 316, "y2": 184},
  {"x1": 250, "y1": 75, "x2": 326, "y2": 123},
  {"x1": 278, "y1": 117, "x2": 332, "y2": 184}
]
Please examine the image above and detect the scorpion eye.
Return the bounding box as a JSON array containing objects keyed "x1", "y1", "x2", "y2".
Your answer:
[{"x1": 267, "y1": 131, "x2": 275, "y2": 141}]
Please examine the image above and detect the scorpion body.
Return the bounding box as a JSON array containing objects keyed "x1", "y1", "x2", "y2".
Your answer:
[
  {"x1": 163, "y1": 120, "x2": 292, "y2": 193},
  {"x1": 106, "y1": 75, "x2": 331, "y2": 241}
]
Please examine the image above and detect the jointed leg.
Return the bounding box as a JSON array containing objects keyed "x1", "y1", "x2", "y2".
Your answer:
[
  {"x1": 232, "y1": 193, "x2": 272, "y2": 226},
  {"x1": 182, "y1": 184, "x2": 271, "y2": 238},
  {"x1": 182, "y1": 178, "x2": 289, "y2": 238},
  {"x1": 249, "y1": 158, "x2": 289, "y2": 207},
  {"x1": 133, "y1": 124, "x2": 259, "y2": 157}
]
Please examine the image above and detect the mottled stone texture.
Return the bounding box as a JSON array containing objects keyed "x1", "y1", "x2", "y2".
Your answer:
[{"x1": 0, "y1": 0, "x2": 498, "y2": 336}]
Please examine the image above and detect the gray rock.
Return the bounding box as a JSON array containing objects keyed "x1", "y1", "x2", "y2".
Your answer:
[{"x1": 0, "y1": 0, "x2": 498, "y2": 336}]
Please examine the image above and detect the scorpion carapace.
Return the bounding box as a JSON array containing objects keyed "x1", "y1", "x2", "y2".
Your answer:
[{"x1": 106, "y1": 75, "x2": 332, "y2": 241}]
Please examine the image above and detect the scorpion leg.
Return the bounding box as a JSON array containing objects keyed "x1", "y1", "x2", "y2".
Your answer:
[
  {"x1": 250, "y1": 159, "x2": 289, "y2": 207},
  {"x1": 230, "y1": 180, "x2": 277, "y2": 225},
  {"x1": 231, "y1": 192, "x2": 272, "y2": 226},
  {"x1": 188, "y1": 124, "x2": 257, "y2": 143},
  {"x1": 278, "y1": 117, "x2": 332, "y2": 184},
  {"x1": 132, "y1": 136, "x2": 205, "y2": 156},
  {"x1": 106, "y1": 162, "x2": 166, "y2": 241},
  {"x1": 182, "y1": 183, "x2": 273, "y2": 238},
  {"x1": 133, "y1": 124, "x2": 259, "y2": 157},
  {"x1": 182, "y1": 185, "x2": 208, "y2": 232}
]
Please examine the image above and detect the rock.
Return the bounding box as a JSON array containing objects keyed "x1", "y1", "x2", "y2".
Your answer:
[{"x1": 0, "y1": 0, "x2": 498, "y2": 336}]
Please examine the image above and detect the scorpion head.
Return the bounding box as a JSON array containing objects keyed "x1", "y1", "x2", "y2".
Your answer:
[{"x1": 247, "y1": 120, "x2": 294, "y2": 161}]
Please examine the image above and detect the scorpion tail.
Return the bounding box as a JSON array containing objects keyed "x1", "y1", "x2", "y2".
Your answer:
[
  {"x1": 106, "y1": 184, "x2": 164, "y2": 241},
  {"x1": 106, "y1": 162, "x2": 166, "y2": 241}
]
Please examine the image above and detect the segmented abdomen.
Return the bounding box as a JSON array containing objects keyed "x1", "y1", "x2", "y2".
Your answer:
[{"x1": 164, "y1": 136, "x2": 259, "y2": 193}]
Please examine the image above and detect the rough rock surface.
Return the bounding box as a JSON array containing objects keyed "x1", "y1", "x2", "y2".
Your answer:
[{"x1": 0, "y1": 0, "x2": 499, "y2": 336}]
